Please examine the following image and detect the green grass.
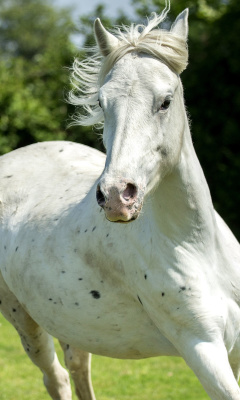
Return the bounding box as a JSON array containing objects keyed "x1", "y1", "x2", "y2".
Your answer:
[{"x1": 0, "y1": 313, "x2": 209, "y2": 399}]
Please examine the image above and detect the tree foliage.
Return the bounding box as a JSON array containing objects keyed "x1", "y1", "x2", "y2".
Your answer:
[
  {"x1": 0, "y1": 0, "x2": 76, "y2": 153},
  {"x1": 0, "y1": 0, "x2": 239, "y2": 239},
  {"x1": 181, "y1": 0, "x2": 240, "y2": 239}
]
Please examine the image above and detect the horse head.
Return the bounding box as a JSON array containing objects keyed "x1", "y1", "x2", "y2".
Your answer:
[{"x1": 94, "y1": 11, "x2": 189, "y2": 223}]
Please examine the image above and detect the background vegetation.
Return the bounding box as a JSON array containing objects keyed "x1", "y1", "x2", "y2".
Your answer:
[{"x1": 0, "y1": 0, "x2": 239, "y2": 239}]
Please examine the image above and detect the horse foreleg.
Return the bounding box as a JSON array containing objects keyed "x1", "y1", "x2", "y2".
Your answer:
[
  {"x1": 60, "y1": 342, "x2": 96, "y2": 400},
  {"x1": 179, "y1": 338, "x2": 240, "y2": 400},
  {"x1": 0, "y1": 278, "x2": 72, "y2": 400},
  {"x1": 229, "y1": 341, "x2": 240, "y2": 383}
]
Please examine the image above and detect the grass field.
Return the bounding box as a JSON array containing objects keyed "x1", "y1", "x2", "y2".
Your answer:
[{"x1": 0, "y1": 313, "x2": 209, "y2": 400}]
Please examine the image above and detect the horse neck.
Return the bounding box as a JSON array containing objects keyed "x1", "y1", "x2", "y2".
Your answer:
[{"x1": 149, "y1": 118, "x2": 216, "y2": 248}]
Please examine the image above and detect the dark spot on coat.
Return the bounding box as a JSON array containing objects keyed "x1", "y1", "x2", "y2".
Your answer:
[
  {"x1": 92, "y1": 226, "x2": 96, "y2": 232},
  {"x1": 162, "y1": 292, "x2": 165, "y2": 296},
  {"x1": 137, "y1": 295, "x2": 143, "y2": 305},
  {"x1": 144, "y1": 274, "x2": 147, "y2": 280},
  {"x1": 0, "y1": 300, "x2": 2, "y2": 304},
  {"x1": 85, "y1": 229, "x2": 88, "y2": 233},
  {"x1": 12, "y1": 308, "x2": 16, "y2": 312},
  {"x1": 59, "y1": 149, "x2": 64, "y2": 152},
  {"x1": 49, "y1": 298, "x2": 52, "y2": 301},
  {"x1": 179, "y1": 286, "x2": 186, "y2": 292},
  {"x1": 106, "y1": 234, "x2": 109, "y2": 237},
  {"x1": 4, "y1": 246, "x2": 7, "y2": 250},
  {"x1": 75, "y1": 302, "x2": 79, "y2": 306},
  {"x1": 15, "y1": 246, "x2": 19, "y2": 252},
  {"x1": 66, "y1": 344, "x2": 70, "y2": 350},
  {"x1": 54, "y1": 218, "x2": 59, "y2": 221},
  {"x1": 61, "y1": 271, "x2": 66, "y2": 274},
  {"x1": 90, "y1": 290, "x2": 101, "y2": 299},
  {"x1": 35, "y1": 349, "x2": 40, "y2": 354},
  {"x1": 78, "y1": 278, "x2": 83, "y2": 281},
  {"x1": 4, "y1": 175, "x2": 13, "y2": 178},
  {"x1": 161, "y1": 148, "x2": 168, "y2": 157}
]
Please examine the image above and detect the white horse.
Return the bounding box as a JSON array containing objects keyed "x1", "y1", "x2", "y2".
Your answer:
[{"x1": 1, "y1": 6, "x2": 240, "y2": 400}]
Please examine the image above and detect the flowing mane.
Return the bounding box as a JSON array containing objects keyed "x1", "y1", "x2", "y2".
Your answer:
[{"x1": 69, "y1": 7, "x2": 188, "y2": 127}]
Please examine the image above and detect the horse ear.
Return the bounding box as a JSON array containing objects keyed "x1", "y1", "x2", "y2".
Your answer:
[
  {"x1": 171, "y1": 9, "x2": 189, "y2": 40},
  {"x1": 94, "y1": 18, "x2": 119, "y2": 56}
]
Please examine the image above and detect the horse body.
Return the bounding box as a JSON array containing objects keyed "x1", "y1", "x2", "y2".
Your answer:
[
  {"x1": 1, "y1": 6, "x2": 240, "y2": 400},
  {"x1": 0, "y1": 141, "x2": 177, "y2": 360}
]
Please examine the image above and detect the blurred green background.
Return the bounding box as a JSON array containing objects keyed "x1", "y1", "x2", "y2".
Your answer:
[{"x1": 0, "y1": 0, "x2": 239, "y2": 240}]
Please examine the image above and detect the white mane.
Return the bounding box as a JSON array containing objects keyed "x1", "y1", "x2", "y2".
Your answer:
[{"x1": 69, "y1": 8, "x2": 188, "y2": 127}]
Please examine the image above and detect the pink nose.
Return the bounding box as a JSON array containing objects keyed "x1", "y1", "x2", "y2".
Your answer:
[{"x1": 96, "y1": 181, "x2": 141, "y2": 222}]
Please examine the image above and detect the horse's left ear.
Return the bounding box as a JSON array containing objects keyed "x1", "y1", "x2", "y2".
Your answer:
[
  {"x1": 171, "y1": 9, "x2": 189, "y2": 40},
  {"x1": 94, "y1": 18, "x2": 119, "y2": 56}
]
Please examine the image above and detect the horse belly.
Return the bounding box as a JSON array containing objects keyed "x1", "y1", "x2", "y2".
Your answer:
[
  {"x1": 0, "y1": 224, "x2": 177, "y2": 359},
  {"x1": 1, "y1": 254, "x2": 178, "y2": 359}
]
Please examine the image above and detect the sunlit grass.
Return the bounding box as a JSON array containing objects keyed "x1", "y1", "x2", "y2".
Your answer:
[{"x1": 0, "y1": 313, "x2": 208, "y2": 399}]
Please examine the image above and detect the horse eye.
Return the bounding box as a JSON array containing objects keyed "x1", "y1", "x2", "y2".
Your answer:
[{"x1": 159, "y1": 99, "x2": 171, "y2": 112}]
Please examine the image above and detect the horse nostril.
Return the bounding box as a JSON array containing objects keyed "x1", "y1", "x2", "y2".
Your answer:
[
  {"x1": 96, "y1": 184, "x2": 106, "y2": 207},
  {"x1": 122, "y1": 183, "x2": 137, "y2": 202}
]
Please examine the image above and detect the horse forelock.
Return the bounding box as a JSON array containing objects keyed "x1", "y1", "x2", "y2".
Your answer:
[{"x1": 69, "y1": 9, "x2": 188, "y2": 128}]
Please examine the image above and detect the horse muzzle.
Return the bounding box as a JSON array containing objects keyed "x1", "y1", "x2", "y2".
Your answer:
[{"x1": 96, "y1": 179, "x2": 144, "y2": 223}]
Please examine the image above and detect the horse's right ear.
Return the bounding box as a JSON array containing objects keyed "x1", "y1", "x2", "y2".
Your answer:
[
  {"x1": 94, "y1": 19, "x2": 119, "y2": 56},
  {"x1": 171, "y1": 9, "x2": 189, "y2": 40}
]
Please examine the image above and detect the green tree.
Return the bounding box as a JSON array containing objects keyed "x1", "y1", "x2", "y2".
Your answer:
[
  {"x1": 0, "y1": 0, "x2": 76, "y2": 153},
  {"x1": 183, "y1": 0, "x2": 240, "y2": 240}
]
